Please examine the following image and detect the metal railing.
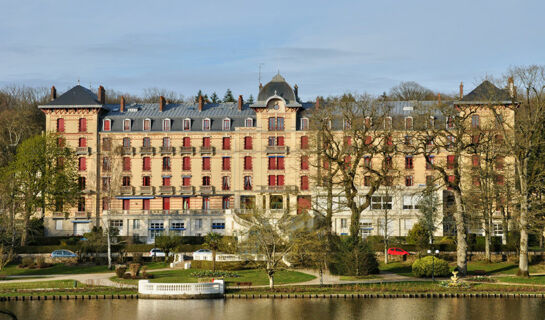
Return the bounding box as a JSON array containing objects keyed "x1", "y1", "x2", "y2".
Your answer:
[
  {"x1": 140, "y1": 147, "x2": 154, "y2": 155},
  {"x1": 159, "y1": 186, "x2": 175, "y2": 194},
  {"x1": 160, "y1": 146, "x2": 175, "y2": 154},
  {"x1": 140, "y1": 186, "x2": 154, "y2": 194},
  {"x1": 76, "y1": 147, "x2": 90, "y2": 155}
]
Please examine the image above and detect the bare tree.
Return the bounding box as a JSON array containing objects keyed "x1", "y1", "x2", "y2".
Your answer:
[{"x1": 388, "y1": 81, "x2": 436, "y2": 101}]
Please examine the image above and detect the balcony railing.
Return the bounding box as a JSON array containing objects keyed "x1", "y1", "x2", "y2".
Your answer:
[
  {"x1": 160, "y1": 146, "x2": 175, "y2": 155},
  {"x1": 159, "y1": 185, "x2": 175, "y2": 194},
  {"x1": 52, "y1": 212, "x2": 65, "y2": 217},
  {"x1": 120, "y1": 146, "x2": 134, "y2": 155},
  {"x1": 120, "y1": 186, "x2": 134, "y2": 195},
  {"x1": 179, "y1": 185, "x2": 194, "y2": 194},
  {"x1": 265, "y1": 146, "x2": 288, "y2": 154},
  {"x1": 200, "y1": 185, "x2": 214, "y2": 194},
  {"x1": 200, "y1": 146, "x2": 215, "y2": 155},
  {"x1": 180, "y1": 146, "x2": 194, "y2": 155},
  {"x1": 140, "y1": 186, "x2": 154, "y2": 195},
  {"x1": 259, "y1": 185, "x2": 298, "y2": 193},
  {"x1": 140, "y1": 147, "x2": 154, "y2": 155},
  {"x1": 102, "y1": 209, "x2": 227, "y2": 216},
  {"x1": 75, "y1": 211, "x2": 90, "y2": 218},
  {"x1": 76, "y1": 147, "x2": 90, "y2": 155}
]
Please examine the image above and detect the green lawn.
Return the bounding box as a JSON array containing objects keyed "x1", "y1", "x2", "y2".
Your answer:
[
  {"x1": 339, "y1": 275, "x2": 381, "y2": 281},
  {"x1": 111, "y1": 268, "x2": 315, "y2": 286},
  {"x1": 0, "y1": 261, "x2": 168, "y2": 277},
  {"x1": 495, "y1": 275, "x2": 545, "y2": 285},
  {"x1": 0, "y1": 279, "x2": 137, "y2": 297},
  {"x1": 379, "y1": 262, "x2": 413, "y2": 276}
]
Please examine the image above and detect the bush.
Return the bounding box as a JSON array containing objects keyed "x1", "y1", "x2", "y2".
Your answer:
[
  {"x1": 115, "y1": 265, "x2": 127, "y2": 278},
  {"x1": 20, "y1": 257, "x2": 34, "y2": 268},
  {"x1": 129, "y1": 263, "x2": 141, "y2": 278},
  {"x1": 328, "y1": 237, "x2": 379, "y2": 276},
  {"x1": 190, "y1": 270, "x2": 240, "y2": 278},
  {"x1": 132, "y1": 253, "x2": 143, "y2": 264},
  {"x1": 412, "y1": 256, "x2": 450, "y2": 277},
  {"x1": 35, "y1": 256, "x2": 48, "y2": 268}
]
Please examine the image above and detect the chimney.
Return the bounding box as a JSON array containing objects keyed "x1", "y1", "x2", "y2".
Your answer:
[
  {"x1": 50, "y1": 86, "x2": 57, "y2": 101},
  {"x1": 459, "y1": 82, "x2": 464, "y2": 99},
  {"x1": 294, "y1": 84, "x2": 299, "y2": 99},
  {"x1": 198, "y1": 95, "x2": 203, "y2": 112},
  {"x1": 120, "y1": 96, "x2": 125, "y2": 112},
  {"x1": 315, "y1": 96, "x2": 320, "y2": 110},
  {"x1": 438, "y1": 93, "x2": 441, "y2": 105},
  {"x1": 508, "y1": 76, "x2": 515, "y2": 98},
  {"x1": 238, "y1": 95, "x2": 243, "y2": 111},
  {"x1": 159, "y1": 96, "x2": 166, "y2": 112},
  {"x1": 98, "y1": 85, "x2": 105, "y2": 104}
]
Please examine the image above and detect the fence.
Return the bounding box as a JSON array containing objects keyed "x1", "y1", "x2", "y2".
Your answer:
[{"x1": 138, "y1": 279, "x2": 224, "y2": 296}]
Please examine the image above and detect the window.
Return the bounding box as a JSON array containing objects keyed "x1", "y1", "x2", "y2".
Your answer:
[
  {"x1": 495, "y1": 134, "x2": 504, "y2": 144},
  {"x1": 472, "y1": 134, "x2": 480, "y2": 144},
  {"x1": 301, "y1": 176, "x2": 309, "y2": 190},
  {"x1": 365, "y1": 135, "x2": 372, "y2": 145},
  {"x1": 222, "y1": 176, "x2": 230, "y2": 191},
  {"x1": 212, "y1": 221, "x2": 225, "y2": 230},
  {"x1": 301, "y1": 156, "x2": 309, "y2": 170},
  {"x1": 447, "y1": 116, "x2": 455, "y2": 129},
  {"x1": 162, "y1": 177, "x2": 171, "y2": 186},
  {"x1": 202, "y1": 176, "x2": 211, "y2": 186},
  {"x1": 426, "y1": 156, "x2": 434, "y2": 170},
  {"x1": 405, "y1": 156, "x2": 413, "y2": 169},
  {"x1": 79, "y1": 138, "x2": 87, "y2": 148},
  {"x1": 79, "y1": 118, "x2": 87, "y2": 132},
  {"x1": 383, "y1": 156, "x2": 393, "y2": 170},
  {"x1": 245, "y1": 118, "x2": 253, "y2": 127},
  {"x1": 268, "y1": 117, "x2": 284, "y2": 131},
  {"x1": 371, "y1": 196, "x2": 392, "y2": 210},
  {"x1": 57, "y1": 137, "x2": 65, "y2": 147},
  {"x1": 202, "y1": 118, "x2": 211, "y2": 131},
  {"x1": 269, "y1": 157, "x2": 284, "y2": 170},
  {"x1": 344, "y1": 156, "x2": 351, "y2": 169},
  {"x1": 122, "y1": 137, "x2": 130, "y2": 147},
  {"x1": 222, "y1": 157, "x2": 231, "y2": 171},
  {"x1": 182, "y1": 157, "x2": 191, "y2": 171},
  {"x1": 222, "y1": 196, "x2": 230, "y2": 209},
  {"x1": 162, "y1": 119, "x2": 171, "y2": 131},
  {"x1": 171, "y1": 221, "x2": 184, "y2": 230},
  {"x1": 142, "y1": 199, "x2": 150, "y2": 210},
  {"x1": 447, "y1": 155, "x2": 455, "y2": 169},
  {"x1": 143, "y1": 157, "x2": 151, "y2": 171},
  {"x1": 426, "y1": 175, "x2": 434, "y2": 185},
  {"x1": 405, "y1": 175, "x2": 413, "y2": 187},
  {"x1": 364, "y1": 117, "x2": 372, "y2": 128},
  {"x1": 122, "y1": 176, "x2": 131, "y2": 186},
  {"x1": 405, "y1": 117, "x2": 413, "y2": 130},
  {"x1": 364, "y1": 156, "x2": 372, "y2": 169},
  {"x1": 163, "y1": 197, "x2": 170, "y2": 211},
  {"x1": 223, "y1": 118, "x2": 231, "y2": 131},
  {"x1": 473, "y1": 176, "x2": 480, "y2": 186},
  {"x1": 110, "y1": 220, "x2": 123, "y2": 229},
  {"x1": 57, "y1": 118, "x2": 65, "y2": 132},
  {"x1": 222, "y1": 137, "x2": 231, "y2": 150},
  {"x1": 102, "y1": 198, "x2": 110, "y2": 210},
  {"x1": 447, "y1": 135, "x2": 455, "y2": 149},
  {"x1": 341, "y1": 219, "x2": 347, "y2": 229},
  {"x1": 103, "y1": 119, "x2": 111, "y2": 131},
  {"x1": 301, "y1": 136, "x2": 309, "y2": 149},
  {"x1": 123, "y1": 157, "x2": 131, "y2": 171},
  {"x1": 244, "y1": 156, "x2": 252, "y2": 170},
  {"x1": 496, "y1": 156, "x2": 504, "y2": 170},
  {"x1": 133, "y1": 219, "x2": 141, "y2": 229},
  {"x1": 270, "y1": 195, "x2": 283, "y2": 209},
  {"x1": 244, "y1": 176, "x2": 252, "y2": 190},
  {"x1": 404, "y1": 135, "x2": 413, "y2": 145},
  {"x1": 194, "y1": 219, "x2": 202, "y2": 230},
  {"x1": 360, "y1": 222, "x2": 373, "y2": 238},
  {"x1": 102, "y1": 177, "x2": 110, "y2": 191},
  {"x1": 202, "y1": 137, "x2": 211, "y2": 147},
  {"x1": 143, "y1": 137, "x2": 151, "y2": 147},
  {"x1": 202, "y1": 157, "x2": 211, "y2": 171},
  {"x1": 78, "y1": 197, "x2": 86, "y2": 212},
  {"x1": 55, "y1": 220, "x2": 63, "y2": 230},
  {"x1": 472, "y1": 115, "x2": 480, "y2": 128},
  {"x1": 162, "y1": 157, "x2": 171, "y2": 171},
  {"x1": 202, "y1": 197, "x2": 210, "y2": 210},
  {"x1": 183, "y1": 118, "x2": 191, "y2": 131},
  {"x1": 300, "y1": 118, "x2": 309, "y2": 130},
  {"x1": 472, "y1": 155, "x2": 480, "y2": 168},
  {"x1": 403, "y1": 195, "x2": 421, "y2": 210},
  {"x1": 143, "y1": 119, "x2": 151, "y2": 131},
  {"x1": 161, "y1": 137, "x2": 170, "y2": 148},
  {"x1": 123, "y1": 119, "x2": 131, "y2": 131},
  {"x1": 244, "y1": 136, "x2": 252, "y2": 150},
  {"x1": 78, "y1": 177, "x2": 86, "y2": 190},
  {"x1": 385, "y1": 135, "x2": 393, "y2": 146},
  {"x1": 344, "y1": 136, "x2": 352, "y2": 146},
  {"x1": 182, "y1": 197, "x2": 190, "y2": 209},
  {"x1": 493, "y1": 223, "x2": 503, "y2": 236},
  {"x1": 142, "y1": 176, "x2": 151, "y2": 186},
  {"x1": 183, "y1": 137, "x2": 191, "y2": 147},
  {"x1": 79, "y1": 157, "x2": 86, "y2": 171}
]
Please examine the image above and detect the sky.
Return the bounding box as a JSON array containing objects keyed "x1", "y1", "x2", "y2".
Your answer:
[{"x1": 1, "y1": 0, "x2": 544, "y2": 101}]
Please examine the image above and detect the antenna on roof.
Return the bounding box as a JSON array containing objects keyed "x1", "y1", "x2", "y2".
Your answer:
[
  {"x1": 258, "y1": 63, "x2": 264, "y2": 88},
  {"x1": 77, "y1": 78, "x2": 80, "y2": 85}
]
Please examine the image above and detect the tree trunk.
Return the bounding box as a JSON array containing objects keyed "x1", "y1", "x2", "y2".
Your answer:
[
  {"x1": 107, "y1": 229, "x2": 112, "y2": 269},
  {"x1": 268, "y1": 271, "x2": 274, "y2": 289},
  {"x1": 20, "y1": 212, "x2": 30, "y2": 246},
  {"x1": 518, "y1": 160, "x2": 529, "y2": 277},
  {"x1": 453, "y1": 191, "x2": 468, "y2": 276},
  {"x1": 484, "y1": 213, "x2": 491, "y2": 262}
]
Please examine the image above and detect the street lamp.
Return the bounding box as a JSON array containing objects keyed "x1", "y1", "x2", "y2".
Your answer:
[{"x1": 427, "y1": 249, "x2": 440, "y2": 281}]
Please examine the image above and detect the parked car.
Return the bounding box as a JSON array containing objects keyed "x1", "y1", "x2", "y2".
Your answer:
[
  {"x1": 51, "y1": 250, "x2": 77, "y2": 258},
  {"x1": 387, "y1": 247, "x2": 410, "y2": 256},
  {"x1": 149, "y1": 248, "x2": 173, "y2": 257},
  {"x1": 194, "y1": 249, "x2": 211, "y2": 254},
  {"x1": 193, "y1": 249, "x2": 213, "y2": 261}
]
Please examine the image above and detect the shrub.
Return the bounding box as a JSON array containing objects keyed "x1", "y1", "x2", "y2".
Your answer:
[
  {"x1": 133, "y1": 253, "x2": 143, "y2": 264},
  {"x1": 20, "y1": 257, "x2": 34, "y2": 268},
  {"x1": 328, "y1": 237, "x2": 379, "y2": 276},
  {"x1": 35, "y1": 256, "x2": 48, "y2": 268},
  {"x1": 412, "y1": 256, "x2": 450, "y2": 277},
  {"x1": 190, "y1": 270, "x2": 240, "y2": 278},
  {"x1": 115, "y1": 265, "x2": 127, "y2": 278},
  {"x1": 129, "y1": 263, "x2": 141, "y2": 278}
]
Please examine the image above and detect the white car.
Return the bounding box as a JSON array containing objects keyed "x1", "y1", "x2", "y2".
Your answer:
[
  {"x1": 193, "y1": 249, "x2": 213, "y2": 260},
  {"x1": 149, "y1": 248, "x2": 166, "y2": 257}
]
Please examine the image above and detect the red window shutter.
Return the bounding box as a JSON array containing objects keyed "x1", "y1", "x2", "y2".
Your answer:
[
  {"x1": 269, "y1": 157, "x2": 276, "y2": 170},
  {"x1": 79, "y1": 138, "x2": 87, "y2": 147},
  {"x1": 223, "y1": 157, "x2": 230, "y2": 170},
  {"x1": 277, "y1": 136, "x2": 284, "y2": 146},
  {"x1": 57, "y1": 118, "x2": 65, "y2": 132},
  {"x1": 183, "y1": 157, "x2": 191, "y2": 170},
  {"x1": 269, "y1": 175, "x2": 276, "y2": 186},
  {"x1": 277, "y1": 157, "x2": 284, "y2": 170},
  {"x1": 123, "y1": 157, "x2": 131, "y2": 171},
  {"x1": 183, "y1": 137, "x2": 191, "y2": 147},
  {"x1": 79, "y1": 158, "x2": 86, "y2": 171},
  {"x1": 163, "y1": 177, "x2": 171, "y2": 186},
  {"x1": 301, "y1": 136, "x2": 309, "y2": 149},
  {"x1": 345, "y1": 136, "x2": 352, "y2": 146},
  {"x1": 301, "y1": 176, "x2": 309, "y2": 190},
  {"x1": 365, "y1": 136, "x2": 372, "y2": 145},
  {"x1": 472, "y1": 155, "x2": 479, "y2": 167},
  {"x1": 223, "y1": 137, "x2": 231, "y2": 150},
  {"x1": 79, "y1": 118, "x2": 87, "y2": 132},
  {"x1": 203, "y1": 137, "x2": 211, "y2": 147},
  {"x1": 447, "y1": 155, "x2": 455, "y2": 169},
  {"x1": 301, "y1": 156, "x2": 309, "y2": 170},
  {"x1": 183, "y1": 177, "x2": 190, "y2": 186},
  {"x1": 245, "y1": 137, "x2": 252, "y2": 149},
  {"x1": 123, "y1": 199, "x2": 130, "y2": 210},
  {"x1": 143, "y1": 199, "x2": 150, "y2": 210},
  {"x1": 143, "y1": 157, "x2": 151, "y2": 171},
  {"x1": 163, "y1": 197, "x2": 170, "y2": 210},
  {"x1": 244, "y1": 156, "x2": 252, "y2": 170},
  {"x1": 277, "y1": 175, "x2": 285, "y2": 186},
  {"x1": 203, "y1": 158, "x2": 211, "y2": 170},
  {"x1": 323, "y1": 159, "x2": 330, "y2": 170}
]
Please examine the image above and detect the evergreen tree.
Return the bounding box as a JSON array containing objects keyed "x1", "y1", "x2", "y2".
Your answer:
[
  {"x1": 247, "y1": 94, "x2": 254, "y2": 104},
  {"x1": 210, "y1": 92, "x2": 220, "y2": 103},
  {"x1": 223, "y1": 89, "x2": 235, "y2": 103},
  {"x1": 195, "y1": 90, "x2": 204, "y2": 103}
]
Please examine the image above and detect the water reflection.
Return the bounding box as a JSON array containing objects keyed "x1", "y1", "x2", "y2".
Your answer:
[{"x1": 0, "y1": 298, "x2": 544, "y2": 320}]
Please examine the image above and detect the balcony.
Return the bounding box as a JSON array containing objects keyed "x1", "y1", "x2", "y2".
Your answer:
[
  {"x1": 259, "y1": 185, "x2": 298, "y2": 193},
  {"x1": 160, "y1": 146, "x2": 175, "y2": 155},
  {"x1": 120, "y1": 186, "x2": 134, "y2": 195},
  {"x1": 75, "y1": 211, "x2": 90, "y2": 218},
  {"x1": 200, "y1": 146, "x2": 215, "y2": 155},
  {"x1": 200, "y1": 185, "x2": 214, "y2": 194},
  {"x1": 52, "y1": 212, "x2": 65, "y2": 218},
  {"x1": 179, "y1": 185, "x2": 194, "y2": 194},
  {"x1": 180, "y1": 146, "x2": 194, "y2": 155},
  {"x1": 265, "y1": 146, "x2": 288, "y2": 154},
  {"x1": 140, "y1": 147, "x2": 155, "y2": 155},
  {"x1": 120, "y1": 146, "x2": 134, "y2": 156},
  {"x1": 159, "y1": 185, "x2": 175, "y2": 194},
  {"x1": 76, "y1": 147, "x2": 90, "y2": 155},
  {"x1": 140, "y1": 186, "x2": 154, "y2": 195}
]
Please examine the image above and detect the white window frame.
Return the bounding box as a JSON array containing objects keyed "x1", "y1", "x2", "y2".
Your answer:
[
  {"x1": 162, "y1": 118, "x2": 171, "y2": 131},
  {"x1": 300, "y1": 117, "x2": 309, "y2": 130},
  {"x1": 143, "y1": 118, "x2": 151, "y2": 131},
  {"x1": 222, "y1": 118, "x2": 231, "y2": 131},
  {"x1": 245, "y1": 118, "x2": 253, "y2": 127},
  {"x1": 123, "y1": 119, "x2": 131, "y2": 131},
  {"x1": 183, "y1": 118, "x2": 191, "y2": 131},
  {"x1": 55, "y1": 220, "x2": 63, "y2": 230},
  {"x1": 428, "y1": 116, "x2": 435, "y2": 129},
  {"x1": 371, "y1": 195, "x2": 393, "y2": 210},
  {"x1": 103, "y1": 119, "x2": 111, "y2": 131},
  {"x1": 202, "y1": 118, "x2": 211, "y2": 131}
]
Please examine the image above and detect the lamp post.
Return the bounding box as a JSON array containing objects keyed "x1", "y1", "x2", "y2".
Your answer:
[{"x1": 427, "y1": 249, "x2": 440, "y2": 281}]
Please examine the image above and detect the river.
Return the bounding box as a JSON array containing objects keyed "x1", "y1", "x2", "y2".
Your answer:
[{"x1": 0, "y1": 298, "x2": 543, "y2": 320}]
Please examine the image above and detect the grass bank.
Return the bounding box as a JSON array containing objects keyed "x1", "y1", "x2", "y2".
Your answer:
[
  {"x1": 0, "y1": 261, "x2": 168, "y2": 277},
  {"x1": 379, "y1": 261, "x2": 545, "y2": 277},
  {"x1": 0, "y1": 280, "x2": 137, "y2": 297}
]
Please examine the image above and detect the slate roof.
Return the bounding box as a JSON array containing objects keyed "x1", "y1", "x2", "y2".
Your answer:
[
  {"x1": 41, "y1": 85, "x2": 101, "y2": 107},
  {"x1": 461, "y1": 80, "x2": 512, "y2": 103},
  {"x1": 253, "y1": 73, "x2": 301, "y2": 107}
]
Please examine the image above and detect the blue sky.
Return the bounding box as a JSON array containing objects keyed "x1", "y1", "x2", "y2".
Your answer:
[{"x1": 1, "y1": 0, "x2": 543, "y2": 101}]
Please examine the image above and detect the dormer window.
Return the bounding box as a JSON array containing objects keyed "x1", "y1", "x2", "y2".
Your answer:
[
  {"x1": 162, "y1": 119, "x2": 171, "y2": 131},
  {"x1": 183, "y1": 118, "x2": 191, "y2": 131},
  {"x1": 123, "y1": 119, "x2": 131, "y2": 131},
  {"x1": 103, "y1": 119, "x2": 111, "y2": 131},
  {"x1": 223, "y1": 118, "x2": 231, "y2": 131},
  {"x1": 428, "y1": 116, "x2": 435, "y2": 129},
  {"x1": 245, "y1": 118, "x2": 253, "y2": 127},
  {"x1": 300, "y1": 118, "x2": 309, "y2": 130},
  {"x1": 143, "y1": 119, "x2": 151, "y2": 131},
  {"x1": 202, "y1": 118, "x2": 211, "y2": 131}
]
